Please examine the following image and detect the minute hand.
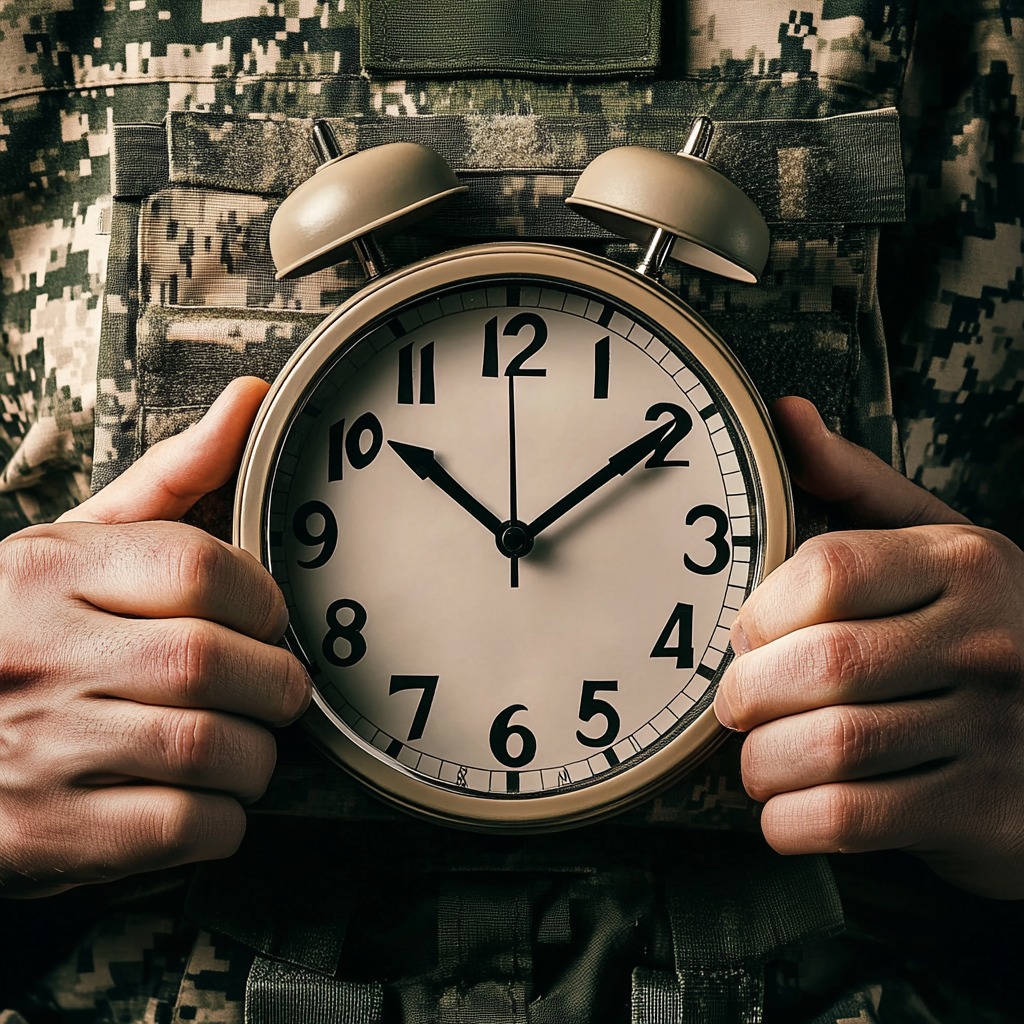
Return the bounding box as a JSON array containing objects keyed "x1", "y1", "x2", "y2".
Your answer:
[{"x1": 525, "y1": 422, "x2": 672, "y2": 540}]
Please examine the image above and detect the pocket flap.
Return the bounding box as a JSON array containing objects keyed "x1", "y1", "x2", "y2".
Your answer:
[
  {"x1": 361, "y1": 0, "x2": 662, "y2": 76},
  {"x1": 156, "y1": 107, "x2": 906, "y2": 228}
]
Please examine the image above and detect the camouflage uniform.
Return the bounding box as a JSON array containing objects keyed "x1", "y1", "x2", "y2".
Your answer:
[{"x1": 0, "y1": 1, "x2": 1021, "y2": 1021}]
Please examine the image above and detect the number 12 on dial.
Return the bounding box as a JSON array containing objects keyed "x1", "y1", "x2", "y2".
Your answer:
[{"x1": 237, "y1": 248, "x2": 790, "y2": 831}]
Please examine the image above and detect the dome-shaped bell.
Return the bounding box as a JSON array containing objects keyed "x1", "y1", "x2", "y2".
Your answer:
[
  {"x1": 567, "y1": 118, "x2": 769, "y2": 284},
  {"x1": 270, "y1": 122, "x2": 468, "y2": 280}
]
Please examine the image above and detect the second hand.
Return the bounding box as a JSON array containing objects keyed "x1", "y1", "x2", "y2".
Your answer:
[{"x1": 508, "y1": 374, "x2": 519, "y2": 589}]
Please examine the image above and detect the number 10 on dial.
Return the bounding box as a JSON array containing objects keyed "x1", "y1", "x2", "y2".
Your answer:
[{"x1": 236, "y1": 246, "x2": 791, "y2": 831}]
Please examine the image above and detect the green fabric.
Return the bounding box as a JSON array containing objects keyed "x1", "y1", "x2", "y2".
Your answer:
[
  {"x1": 668, "y1": 851, "x2": 842, "y2": 970},
  {"x1": 632, "y1": 966, "x2": 763, "y2": 1024},
  {"x1": 91, "y1": 99, "x2": 903, "y2": 831},
  {"x1": 8, "y1": 3, "x2": 1022, "y2": 1022},
  {"x1": 247, "y1": 958, "x2": 384, "y2": 1024},
  {"x1": 361, "y1": 0, "x2": 662, "y2": 77},
  {"x1": 110, "y1": 122, "x2": 170, "y2": 197},
  {"x1": 221, "y1": 828, "x2": 840, "y2": 1024},
  {"x1": 161, "y1": 109, "x2": 906, "y2": 227},
  {"x1": 628, "y1": 848, "x2": 842, "y2": 1023}
]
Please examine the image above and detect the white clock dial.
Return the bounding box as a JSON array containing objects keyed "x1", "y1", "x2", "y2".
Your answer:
[{"x1": 237, "y1": 246, "x2": 790, "y2": 830}]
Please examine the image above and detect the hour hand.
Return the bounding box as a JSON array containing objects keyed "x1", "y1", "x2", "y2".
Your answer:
[
  {"x1": 389, "y1": 440, "x2": 503, "y2": 536},
  {"x1": 525, "y1": 421, "x2": 672, "y2": 540}
]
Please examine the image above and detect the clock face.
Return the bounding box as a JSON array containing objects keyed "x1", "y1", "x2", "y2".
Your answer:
[{"x1": 236, "y1": 245, "x2": 790, "y2": 830}]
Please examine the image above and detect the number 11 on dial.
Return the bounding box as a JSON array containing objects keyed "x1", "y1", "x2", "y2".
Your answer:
[{"x1": 237, "y1": 247, "x2": 790, "y2": 831}]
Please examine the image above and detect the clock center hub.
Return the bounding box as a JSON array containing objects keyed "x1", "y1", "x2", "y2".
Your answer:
[{"x1": 497, "y1": 520, "x2": 534, "y2": 558}]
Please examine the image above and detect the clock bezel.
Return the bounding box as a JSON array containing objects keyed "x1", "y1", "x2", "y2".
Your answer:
[{"x1": 234, "y1": 242, "x2": 793, "y2": 832}]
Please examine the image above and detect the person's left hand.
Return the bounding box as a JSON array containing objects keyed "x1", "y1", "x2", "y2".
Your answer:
[{"x1": 713, "y1": 397, "x2": 1024, "y2": 899}]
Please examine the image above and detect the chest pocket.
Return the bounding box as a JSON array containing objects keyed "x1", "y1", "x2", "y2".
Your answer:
[
  {"x1": 95, "y1": 106, "x2": 904, "y2": 830},
  {"x1": 361, "y1": 0, "x2": 663, "y2": 76}
]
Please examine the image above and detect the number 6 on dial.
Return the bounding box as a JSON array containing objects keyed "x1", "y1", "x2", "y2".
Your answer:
[{"x1": 235, "y1": 123, "x2": 791, "y2": 831}]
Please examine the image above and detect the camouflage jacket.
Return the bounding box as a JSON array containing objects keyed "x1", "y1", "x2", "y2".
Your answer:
[
  {"x1": 0, "y1": 2, "x2": 1022, "y2": 1023},
  {"x1": 0, "y1": 2, "x2": 1020, "y2": 544}
]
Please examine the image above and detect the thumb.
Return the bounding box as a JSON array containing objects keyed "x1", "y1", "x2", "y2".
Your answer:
[
  {"x1": 772, "y1": 396, "x2": 970, "y2": 530},
  {"x1": 61, "y1": 377, "x2": 270, "y2": 525}
]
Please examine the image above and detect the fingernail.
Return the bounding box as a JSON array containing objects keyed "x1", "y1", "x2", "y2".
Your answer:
[
  {"x1": 713, "y1": 689, "x2": 739, "y2": 731},
  {"x1": 731, "y1": 623, "x2": 750, "y2": 657}
]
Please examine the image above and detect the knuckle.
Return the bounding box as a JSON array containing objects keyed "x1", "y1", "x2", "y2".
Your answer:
[
  {"x1": 945, "y1": 525, "x2": 1003, "y2": 578},
  {"x1": 814, "y1": 786, "x2": 867, "y2": 853},
  {"x1": 171, "y1": 532, "x2": 226, "y2": 604},
  {"x1": 816, "y1": 627, "x2": 860, "y2": 694},
  {"x1": 958, "y1": 627, "x2": 1024, "y2": 692},
  {"x1": 156, "y1": 793, "x2": 246, "y2": 863},
  {"x1": 799, "y1": 533, "x2": 863, "y2": 610},
  {"x1": 984, "y1": 630, "x2": 1024, "y2": 684},
  {"x1": 817, "y1": 706, "x2": 879, "y2": 775},
  {"x1": 158, "y1": 708, "x2": 221, "y2": 779},
  {"x1": 815, "y1": 624, "x2": 884, "y2": 698},
  {"x1": 0, "y1": 525, "x2": 72, "y2": 591},
  {"x1": 155, "y1": 798, "x2": 201, "y2": 859},
  {"x1": 165, "y1": 621, "x2": 218, "y2": 704},
  {"x1": 241, "y1": 553, "x2": 288, "y2": 640}
]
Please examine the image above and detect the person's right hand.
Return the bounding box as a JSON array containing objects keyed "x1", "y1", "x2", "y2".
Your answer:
[{"x1": 0, "y1": 378, "x2": 311, "y2": 897}]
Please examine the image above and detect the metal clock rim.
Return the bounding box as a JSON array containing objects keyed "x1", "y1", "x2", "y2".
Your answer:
[{"x1": 234, "y1": 242, "x2": 794, "y2": 833}]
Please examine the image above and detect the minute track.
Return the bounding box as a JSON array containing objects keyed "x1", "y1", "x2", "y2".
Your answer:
[{"x1": 238, "y1": 251, "x2": 789, "y2": 831}]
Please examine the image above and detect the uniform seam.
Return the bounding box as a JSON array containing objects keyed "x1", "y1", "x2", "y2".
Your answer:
[
  {"x1": 0, "y1": 73, "x2": 365, "y2": 103},
  {"x1": 0, "y1": 71, "x2": 895, "y2": 106}
]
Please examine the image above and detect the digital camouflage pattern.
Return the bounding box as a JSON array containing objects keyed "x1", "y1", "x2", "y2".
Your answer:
[
  {"x1": 0, "y1": 1, "x2": 1022, "y2": 1022},
  {"x1": 884, "y1": 0, "x2": 1024, "y2": 546},
  {"x1": 0, "y1": 0, "x2": 920, "y2": 540}
]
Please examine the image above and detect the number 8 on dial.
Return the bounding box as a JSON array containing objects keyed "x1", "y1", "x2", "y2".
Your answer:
[{"x1": 234, "y1": 119, "x2": 792, "y2": 831}]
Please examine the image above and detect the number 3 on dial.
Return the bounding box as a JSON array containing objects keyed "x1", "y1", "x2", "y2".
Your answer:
[
  {"x1": 238, "y1": 249, "x2": 792, "y2": 832},
  {"x1": 685, "y1": 504, "x2": 731, "y2": 576}
]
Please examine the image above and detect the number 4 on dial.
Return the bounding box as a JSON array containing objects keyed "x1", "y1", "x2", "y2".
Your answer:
[{"x1": 650, "y1": 603, "x2": 695, "y2": 669}]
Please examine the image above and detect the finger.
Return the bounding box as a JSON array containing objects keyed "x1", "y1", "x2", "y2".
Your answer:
[
  {"x1": 740, "y1": 697, "x2": 959, "y2": 801},
  {"x1": 61, "y1": 377, "x2": 269, "y2": 526},
  {"x1": 77, "y1": 786, "x2": 248, "y2": 878},
  {"x1": 715, "y1": 610, "x2": 950, "y2": 730},
  {"x1": 771, "y1": 397, "x2": 970, "y2": 530},
  {"x1": 42, "y1": 520, "x2": 287, "y2": 643},
  {"x1": 78, "y1": 704, "x2": 278, "y2": 805},
  {"x1": 90, "y1": 616, "x2": 310, "y2": 728},
  {"x1": 760, "y1": 762, "x2": 1024, "y2": 900},
  {"x1": 734, "y1": 526, "x2": 955, "y2": 651},
  {"x1": 0, "y1": 787, "x2": 247, "y2": 895},
  {"x1": 758, "y1": 764, "x2": 957, "y2": 857}
]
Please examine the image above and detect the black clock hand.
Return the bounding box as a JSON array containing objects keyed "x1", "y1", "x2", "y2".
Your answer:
[
  {"x1": 506, "y1": 376, "x2": 521, "y2": 588},
  {"x1": 389, "y1": 440, "x2": 503, "y2": 536},
  {"x1": 525, "y1": 421, "x2": 673, "y2": 539}
]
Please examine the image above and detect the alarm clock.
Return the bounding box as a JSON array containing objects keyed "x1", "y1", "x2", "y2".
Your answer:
[{"x1": 234, "y1": 117, "x2": 792, "y2": 832}]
